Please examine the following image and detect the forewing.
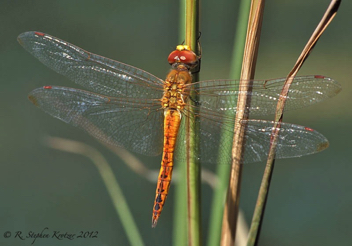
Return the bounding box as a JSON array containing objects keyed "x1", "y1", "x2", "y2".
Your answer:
[
  {"x1": 18, "y1": 31, "x2": 164, "y2": 98},
  {"x1": 189, "y1": 76, "x2": 341, "y2": 117},
  {"x1": 29, "y1": 86, "x2": 164, "y2": 156}
]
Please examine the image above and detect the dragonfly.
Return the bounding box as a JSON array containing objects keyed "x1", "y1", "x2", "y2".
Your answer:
[{"x1": 18, "y1": 31, "x2": 341, "y2": 227}]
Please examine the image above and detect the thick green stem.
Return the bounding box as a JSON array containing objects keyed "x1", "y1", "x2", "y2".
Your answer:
[
  {"x1": 185, "y1": 0, "x2": 202, "y2": 245},
  {"x1": 173, "y1": 1, "x2": 188, "y2": 245},
  {"x1": 207, "y1": 1, "x2": 251, "y2": 246}
]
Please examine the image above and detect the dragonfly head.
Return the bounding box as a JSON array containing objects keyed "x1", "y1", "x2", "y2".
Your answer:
[{"x1": 168, "y1": 45, "x2": 199, "y2": 69}]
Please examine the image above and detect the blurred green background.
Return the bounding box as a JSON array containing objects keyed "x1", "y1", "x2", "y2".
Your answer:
[{"x1": 1, "y1": 0, "x2": 351, "y2": 245}]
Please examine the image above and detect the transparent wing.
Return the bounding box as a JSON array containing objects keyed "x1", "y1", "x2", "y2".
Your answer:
[
  {"x1": 189, "y1": 76, "x2": 341, "y2": 116},
  {"x1": 242, "y1": 119, "x2": 328, "y2": 163},
  {"x1": 29, "y1": 86, "x2": 164, "y2": 156},
  {"x1": 18, "y1": 31, "x2": 164, "y2": 98},
  {"x1": 175, "y1": 108, "x2": 329, "y2": 164},
  {"x1": 20, "y1": 32, "x2": 339, "y2": 163}
]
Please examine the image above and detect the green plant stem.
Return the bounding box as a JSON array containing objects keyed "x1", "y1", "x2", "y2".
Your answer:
[
  {"x1": 95, "y1": 152, "x2": 145, "y2": 246},
  {"x1": 246, "y1": 155, "x2": 275, "y2": 246},
  {"x1": 173, "y1": 1, "x2": 188, "y2": 245},
  {"x1": 207, "y1": 1, "x2": 251, "y2": 246},
  {"x1": 173, "y1": 159, "x2": 188, "y2": 246},
  {"x1": 185, "y1": 0, "x2": 201, "y2": 245},
  {"x1": 46, "y1": 137, "x2": 144, "y2": 246}
]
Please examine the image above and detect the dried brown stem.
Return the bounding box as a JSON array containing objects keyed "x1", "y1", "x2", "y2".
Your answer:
[
  {"x1": 246, "y1": 1, "x2": 341, "y2": 245},
  {"x1": 221, "y1": 0, "x2": 265, "y2": 245}
]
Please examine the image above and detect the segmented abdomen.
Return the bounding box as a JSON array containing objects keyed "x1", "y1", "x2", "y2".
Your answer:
[{"x1": 152, "y1": 109, "x2": 181, "y2": 227}]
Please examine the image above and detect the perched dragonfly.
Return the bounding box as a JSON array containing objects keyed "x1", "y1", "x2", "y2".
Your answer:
[{"x1": 18, "y1": 31, "x2": 341, "y2": 227}]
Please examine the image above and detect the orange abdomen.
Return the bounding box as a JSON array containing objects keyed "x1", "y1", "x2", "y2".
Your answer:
[{"x1": 151, "y1": 109, "x2": 181, "y2": 227}]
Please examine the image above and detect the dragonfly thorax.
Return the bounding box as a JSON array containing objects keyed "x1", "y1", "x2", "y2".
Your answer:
[{"x1": 161, "y1": 66, "x2": 192, "y2": 110}]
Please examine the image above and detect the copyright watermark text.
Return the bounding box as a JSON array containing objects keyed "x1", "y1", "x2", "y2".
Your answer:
[{"x1": 3, "y1": 227, "x2": 98, "y2": 244}]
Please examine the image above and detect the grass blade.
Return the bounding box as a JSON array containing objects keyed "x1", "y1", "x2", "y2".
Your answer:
[{"x1": 45, "y1": 137, "x2": 145, "y2": 246}]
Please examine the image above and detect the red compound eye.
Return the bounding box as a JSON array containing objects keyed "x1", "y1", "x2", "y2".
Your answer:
[{"x1": 168, "y1": 45, "x2": 198, "y2": 65}]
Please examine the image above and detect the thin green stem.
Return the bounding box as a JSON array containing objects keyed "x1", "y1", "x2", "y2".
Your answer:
[
  {"x1": 185, "y1": 0, "x2": 201, "y2": 245},
  {"x1": 95, "y1": 152, "x2": 144, "y2": 246},
  {"x1": 46, "y1": 137, "x2": 144, "y2": 246},
  {"x1": 207, "y1": 1, "x2": 251, "y2": 246},
  {"x1": 173, "y1": 1, "x2": 188, "y2": 245}
]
